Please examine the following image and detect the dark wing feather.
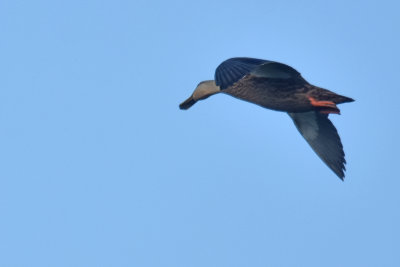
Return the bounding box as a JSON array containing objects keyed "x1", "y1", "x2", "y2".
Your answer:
[
  {"x1": 288, "y1": 111, "x2": 346, "y2": 180},
  {"x1": 215, "y1": 57, "x2": 304, "y2": 90},
  {"x1": 215, "y1": 57, "x2": 270, "y2": 89},
  {"x1": 251, "y1": 62, "x2": 301, "y2": 79}
]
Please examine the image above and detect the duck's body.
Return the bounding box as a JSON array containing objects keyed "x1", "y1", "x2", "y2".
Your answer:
[
  {"x1": 224, "y1": 75, "x2": 352, "y2": 113},
  {"x1": 179, "y1": 57, "x2": 354, "y2": 180}
]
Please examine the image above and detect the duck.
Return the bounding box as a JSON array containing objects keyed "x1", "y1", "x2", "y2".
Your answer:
[{"x1": 179, "y1": 57, "x2": 354, "y2": 180}]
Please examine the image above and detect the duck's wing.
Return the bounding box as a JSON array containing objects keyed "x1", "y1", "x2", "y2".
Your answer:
[
  {"x1": 215, "y1": 57, "x2": 304, "y2": 90},
  {"x1": 288, "y1": 111, "x2": 346, "y2": 180}
]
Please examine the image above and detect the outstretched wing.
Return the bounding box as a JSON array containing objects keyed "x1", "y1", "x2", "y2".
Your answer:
[
  {"x1": 288, "y1": 111, "x2": 346, "y2": 180},
  {"x1": 215, "y1": 57, "x2": 303, "y2": 90}
]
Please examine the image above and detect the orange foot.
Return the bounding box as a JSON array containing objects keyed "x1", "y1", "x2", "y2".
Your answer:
[{"x1": 308, "y1": 96, "x2": 341, "y2": 115}]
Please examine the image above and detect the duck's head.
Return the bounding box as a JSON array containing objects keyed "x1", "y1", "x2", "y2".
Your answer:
[{"x1": 179, "y1": 80, "x2": 220, "y2": 110}]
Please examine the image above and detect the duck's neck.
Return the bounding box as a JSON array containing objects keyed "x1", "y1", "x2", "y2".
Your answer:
[{"x1": 193, "y1": 80, "x2": 220, "y2": 101}]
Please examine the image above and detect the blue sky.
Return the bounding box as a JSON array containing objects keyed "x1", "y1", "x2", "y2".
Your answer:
[{"x1": 1, "y1": 0, "x2": 399, "y2": 266}]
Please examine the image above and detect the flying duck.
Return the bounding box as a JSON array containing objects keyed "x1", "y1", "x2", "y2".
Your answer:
[{"x1": 179, "y1": 57, "x2": 354, "y2": 180}]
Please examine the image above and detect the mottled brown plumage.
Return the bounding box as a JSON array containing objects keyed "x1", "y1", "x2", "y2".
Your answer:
[{"x1": 224, "y1": 75, "x2": 353, "y2": 113}]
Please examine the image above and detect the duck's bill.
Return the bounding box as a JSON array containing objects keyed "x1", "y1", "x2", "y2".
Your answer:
[{"x1": 179, "y1": 95, "x2": 197, "y2": 110}]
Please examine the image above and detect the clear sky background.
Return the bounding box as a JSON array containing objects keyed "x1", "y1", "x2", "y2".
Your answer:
[{"x1": 1, "y1": 0, "x2": 399, "y2": 266}]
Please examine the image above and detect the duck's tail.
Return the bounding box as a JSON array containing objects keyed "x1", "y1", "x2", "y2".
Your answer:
[
  {"x1": 306, "y1": 85, "x2": 354, "y2": 115},
  {"x1": 334, "y1": 94, "x2": 355, "y2": 105},
  {"x1": 309, "y1": 85, "x2": 355, "y2": 105}
]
